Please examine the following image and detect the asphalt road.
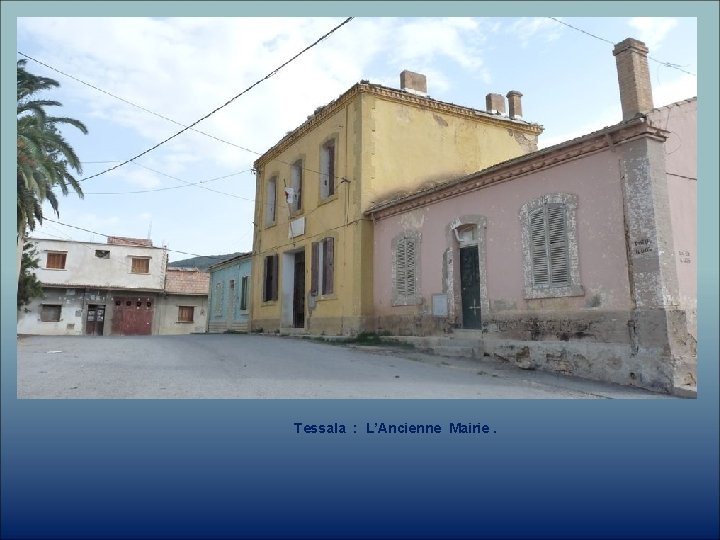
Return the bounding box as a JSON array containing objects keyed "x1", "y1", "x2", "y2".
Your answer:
[{"x1": 16, "y1": 334, "x2": 674, "y2": 399}]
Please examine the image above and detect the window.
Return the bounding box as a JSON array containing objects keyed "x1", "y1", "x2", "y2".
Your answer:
[
  {"x1": 131, "y1": 257, "x2": 150, "y2": 274},
  {"x1": 214, "y1": 282, "x2": 224, "y2": 316},
  {"x1": 95, "y1": 250, "x2": 110, "y2": 259},
  {"x1": 530, "y1": 205, "x2": 568, "y2": 286},
  {"x1": 178, "y1": 306, "x2": 194, "y2": 323},
  {"x1": 392, "y1": 231, "x2": 421, "y2": 306},
  {"x1": 311, "y1": 237, "x2": 334, "y2": 296},
  {"x1": 520, "y1": 194, "x2": 583, "y2": 299},
  {"x1": 265, "y1": 176, "x2": 277, "y2": 226},
  {"x1": 320, "y1": 140, "x2": 336, "y2": 199},
  {"x1": 290, "y1": 160, "x2": 303, "y2": 212},
  {"x1": 40, "y1": 304, "x2": 62, "y2": 322},
  {"x1": 46, "y1": 252, "x2": 67, "y2": 269},
  {"x1": 240, "y1": 276, "x2": 249, "y2": 311},
  {"x1": 263, "y1": 254, "x2": 279, "y2": 302}
]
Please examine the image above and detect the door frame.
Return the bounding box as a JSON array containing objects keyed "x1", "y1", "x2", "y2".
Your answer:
[
  {"x1": 280, "y1": 246, "x2": 306, "y2": 329},
  {"x1": 445, "y1": 215, "x2": 489, "y2": 328}
]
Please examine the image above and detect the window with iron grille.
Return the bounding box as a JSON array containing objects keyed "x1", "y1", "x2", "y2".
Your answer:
[
  {"x1": 40, "y1": 304, "x2": 62, "y2": 322},
  {"x1": 520, "y1": 194, "x2": 583, "y2": 299},
  {"x1": 46, "y1": 252, "x2": 67, "y2": 269},
  {"x1": 392, "y1": 231, "x2": 421, "y2": 306},
  {"x1": 178, "y1": 306, "x2": 194, "y2": 323},
  {"x1": 131, "y1": 257, "x2": 150, "y2": 274}
]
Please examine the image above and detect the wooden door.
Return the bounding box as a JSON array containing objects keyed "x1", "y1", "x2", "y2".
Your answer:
[
  {"x1": 85, "y1": 304, "x2": 106, "y2": 335},
  {"x1": 460, "y1": 246, "x2": 481, "y2": 329},
  {"x1": 293, "y1": 251, "x2": 305, "y2": 328},
  {"x1": 111, "y1": 297, "x2": 154, "y2": 335}
]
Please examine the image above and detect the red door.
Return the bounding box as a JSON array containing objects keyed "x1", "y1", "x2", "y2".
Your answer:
[{"x1": 111, "y1": 297, "x2": 154, "y2": 335}]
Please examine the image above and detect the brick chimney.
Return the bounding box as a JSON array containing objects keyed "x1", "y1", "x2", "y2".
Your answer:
[
  {"x1": 613, "y1": 38, "x2": 654, "y2": 120},
  {"x1": 506, "y1": 91, "x2": 523, "y2": 119},
  {"x1": 400, "y1": 70, "x2": 427, "y2": 96},
  {"x1": 485, "y1": 93, "x2": 505, "y2": 115}
]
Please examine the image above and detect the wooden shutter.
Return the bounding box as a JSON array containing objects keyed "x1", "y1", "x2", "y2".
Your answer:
[
  {"x1": 323, "y1": 238, "x2": 334, "y2": 295},
  {"x1": 47, "y1": 252, "x2": 66, "y2": 269},
  {"x1": 271, "y1": 254, "x2": 279, "y2": 301},
  {"x1": 327, "y1": 144, "x2": 335, "y2": 196},
  {"x1": 240, "y1": 276, "x2": 248, "y2": 310},
  {"x1": 395, "y1": 239, "x2": 408, "y2": 296},
  {"x1": 547, "y1": 205, "x2": 569, "y2": 285},
  {"x1": 263, "y1": 257, "x2": 271, "y2": 302},
  {"x1": 311, "y1": 242, "x2": 319, "y2": 295},
  {"x1": 178, "y1": 306, "x2": 194, "y2": 322},
  {"x1": 530, "y1": 208, "x2": 549, "y2": 286},
  {"x1": 406, "y1": 238, "x2": 416, "y2": 296},
  {"x1": 131, "y1": 258, "x2": 149, "y2": 273},
  {"x1": 395, "y1": 237, "x2": 417, "y2": 298}
]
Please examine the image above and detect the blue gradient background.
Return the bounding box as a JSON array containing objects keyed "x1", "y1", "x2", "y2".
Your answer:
[{"x1": 2, "y1": 2, "x2": 718, "y2": 539}]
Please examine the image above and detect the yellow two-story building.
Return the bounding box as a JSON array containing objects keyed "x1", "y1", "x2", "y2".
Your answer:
[{"x1": 250, "y1": 71, "x2": 543, "y2": 335}]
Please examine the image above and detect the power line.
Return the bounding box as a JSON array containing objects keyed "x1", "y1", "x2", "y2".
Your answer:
[
  {"x1": 32, "y1": 17, "x2": 354, "y2": 184},
  {"x1": 41, "y1": 217, "x2": 241, "y2": 260},
  {"x1": 18, "y1": 51, "x2": 261, "y2": 156},
  {"x1": 547, "y1": 17, "x2": 696, "y2": 77},
  {"x1": 126, "y1": 162, "x2": 254, "y2": 200},
  {"x1": 83, "y1": 168, "x2": 254, "y2": 198}
]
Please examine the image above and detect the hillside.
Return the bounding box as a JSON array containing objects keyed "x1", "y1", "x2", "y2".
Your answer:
[{"x1": 168, "y1": 252, "x2": 244, "y2": 271}]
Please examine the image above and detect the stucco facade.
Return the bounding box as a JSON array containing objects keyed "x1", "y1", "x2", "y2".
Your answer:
[
  {"x1": 155, "y1": 268, "x2": 210, "y2": 335},
  {"x1": 207, "y1": 254, "x2": 252, "y2": 333},
  {"x1": 368, "y1": 97, "x2": 697, "y2": 395},
  {"x1": 17, "y1": 237, "x2": 168, "y2": 336},
  {"x1": 251, "y1": 75, "x2": 542, "y2": 335}
]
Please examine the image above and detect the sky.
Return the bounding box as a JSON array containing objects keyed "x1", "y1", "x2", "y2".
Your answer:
[{"x1": 13, "y1": 12, "x2": 698, "y2": 263}]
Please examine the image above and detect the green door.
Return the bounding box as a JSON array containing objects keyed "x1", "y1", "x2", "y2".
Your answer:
[{"x1": 460, "y1": 246, "x2": 481, "y2": 329}]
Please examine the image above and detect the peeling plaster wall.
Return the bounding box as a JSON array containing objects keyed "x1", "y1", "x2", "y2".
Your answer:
[
  {"x1": 17, "y1": 288, "x2": 86, "y2": 336},
  {"x1": 373, "y1": 148, "x2": 632, "y2": 325},
  {"x1": 649, "y1": 100, "x2": 697, "y2": 338}
]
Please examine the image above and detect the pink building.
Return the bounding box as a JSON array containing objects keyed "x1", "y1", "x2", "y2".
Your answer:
[{"x1": 367, "y1": 39, "x2": 696, "y2": 395}]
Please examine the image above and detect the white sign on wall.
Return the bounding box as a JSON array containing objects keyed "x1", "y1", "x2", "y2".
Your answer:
[{"x1": 289, "y1": 217, "x2": 305, "y2": 239}]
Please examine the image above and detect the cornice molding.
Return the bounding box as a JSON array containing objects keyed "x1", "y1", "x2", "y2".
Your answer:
[
  {"x1": 367, "y1": 118, "x2": 668, "y2": 220},
  {"x1": 254, "y1": 84, "x2": 544, "y2": 169}
]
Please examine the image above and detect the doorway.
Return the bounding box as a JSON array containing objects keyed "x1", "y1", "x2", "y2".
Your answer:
[
  {"x1": 86, "y1": 304, "x2": 106, "y2": 335},
  {"x1": 459, "y1": 246, "x2": 481, "y2": 329},
  {"x1": 293, "y1": 251, "x2": 305, "y2": 328}
]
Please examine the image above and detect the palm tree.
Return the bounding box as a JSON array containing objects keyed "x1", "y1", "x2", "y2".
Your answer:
[{"x1": 17, "y1": 59, "x2": 88, "y2": 234}]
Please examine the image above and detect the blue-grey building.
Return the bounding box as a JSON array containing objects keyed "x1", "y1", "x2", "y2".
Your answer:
[{"x1": 207, "y1": 253, "x2": 252, "y2": 333}]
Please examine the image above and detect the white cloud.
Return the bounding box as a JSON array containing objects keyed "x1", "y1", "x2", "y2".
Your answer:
[
  {"x1": 628, "y1": 18, "x2": 678, "y2": 52},
  {"x1": 508, "y1": 17, "x2": 564, "y2": 48},
  {"x1": 652, "y1": 73, "x2": 697, "y2": 107}
]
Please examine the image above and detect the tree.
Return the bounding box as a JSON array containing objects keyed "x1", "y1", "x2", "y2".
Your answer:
[
  {"x1": 17, "y1": 59, "x2": 88, "y2": 234},
  {"x1": 17, "y1": 239, "x2": 44, "y2": 311}
]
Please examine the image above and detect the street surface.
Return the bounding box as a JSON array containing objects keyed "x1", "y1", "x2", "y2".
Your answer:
[{"x1": 16, "y1": 334, "x2": 674, "y2": 399}]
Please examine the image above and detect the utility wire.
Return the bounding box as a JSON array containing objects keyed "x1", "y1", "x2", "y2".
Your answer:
[
  {"x1": 18, "y1": 51, "x2": 261, "y2": 156},
  {"x1": 41, "y1": 218, "x2": 243, "y2": 260},
  {"x1": 23, "y1": 17, "x2": 354, "y2": 184},
  {"x1": 125, "y1": 162, "x2": 254, "y2": 200},
  {"x1": 83, "y1": 168, "x2": 254, "y2": 198},
  {"x1": 547, "y1": 17, "x2": 696, "y2": 77}
]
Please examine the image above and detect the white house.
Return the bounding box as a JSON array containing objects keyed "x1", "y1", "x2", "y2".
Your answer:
[{"x1": 17, "y1": 236, "x2": 168, "y2": 336}]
